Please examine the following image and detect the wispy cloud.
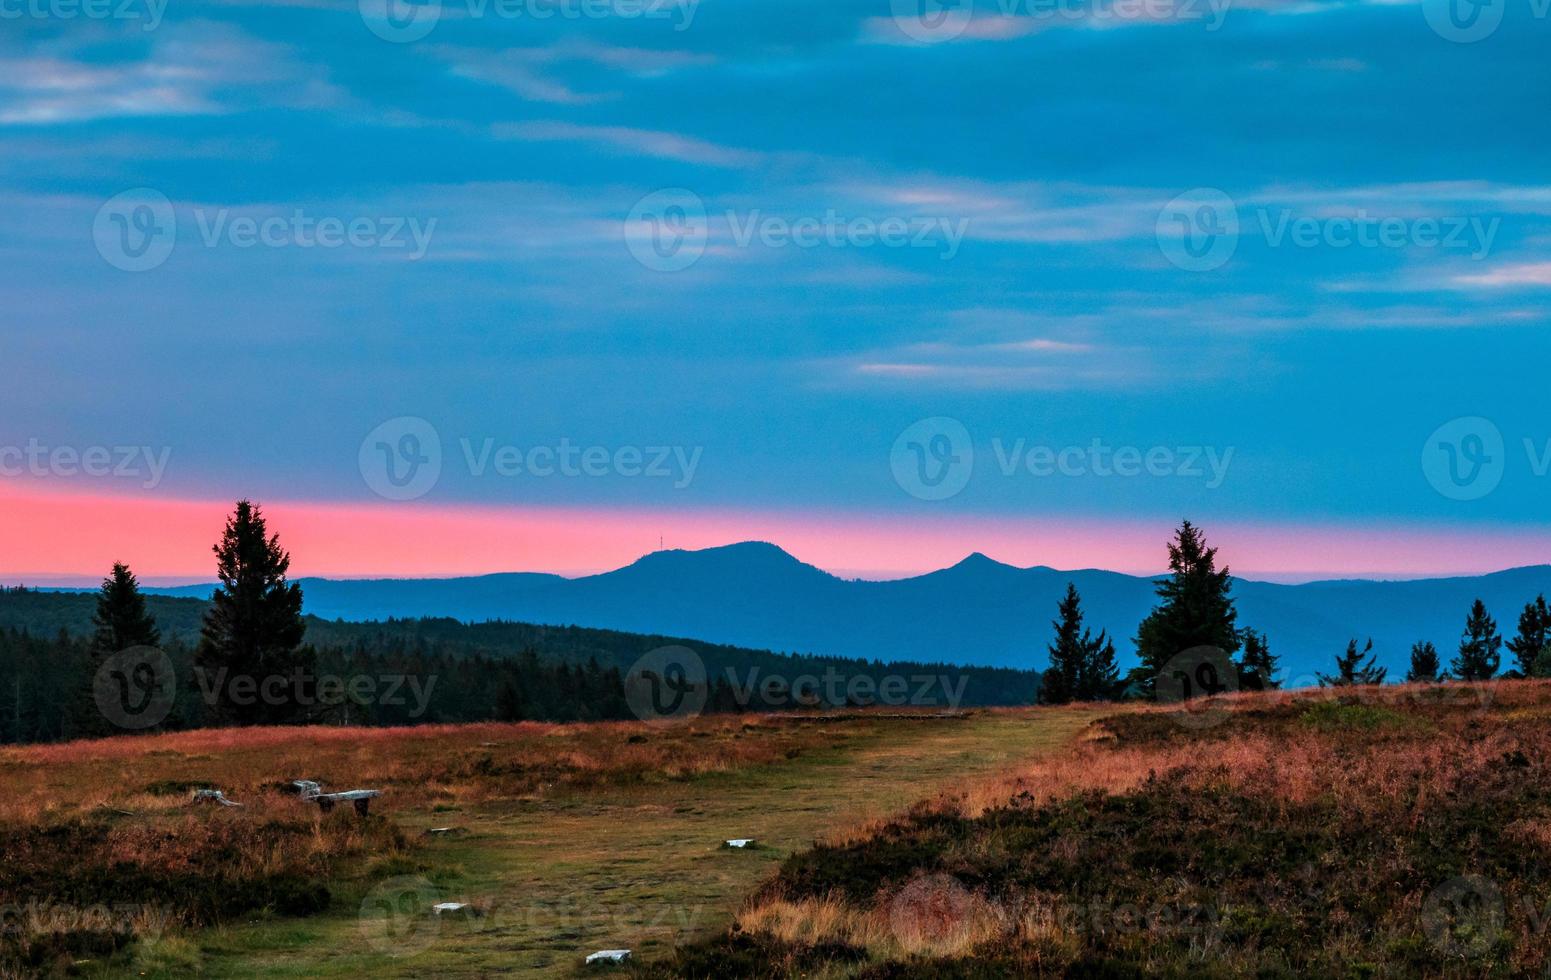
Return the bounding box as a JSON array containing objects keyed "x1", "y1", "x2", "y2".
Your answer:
[
  {"x1": 493, "y1": 120, "x2": 764, "y2": 167},
  {"x1": 0, "y1": 24, "x2": 342, "y2": 126},
  {"x1": 1452, "y1": 261, "x2": 1551, "y2": 289}
]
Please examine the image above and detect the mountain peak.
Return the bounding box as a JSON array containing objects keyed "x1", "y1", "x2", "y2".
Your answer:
[
  {"x1": 949, "y1": 552, "x2": 1019, "y2": 573},
  {"x1": 613, "y1": 541, "x2": 833, "y2": 583},
  {"x1": 637, "y1": 541, "x2": 801, "y2": 566}
]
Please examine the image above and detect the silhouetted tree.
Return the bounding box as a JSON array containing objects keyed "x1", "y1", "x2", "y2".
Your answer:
[
  {"x1": 1078, "y1": 629, "x2": 1121, "y2": 702},
  {"x1": 1319, "y1": 638, "x2": 1387, "y2": 687},
  {"x1": 1406, "y1": 641, "x2": 1442, "y2": 684},
  {"x1": 1506, "y1": 595, "x2": 1551, "y2": 678},
  {"x1": 1237, "y1": 629, "x2": 1280, "y2": 690},
  {"x1": 1451, "y1": 599, "x2": 1502, "y2": 682},
  {"x1": 1039, "y1": 584, "x2": 1083, "y2": 705},
  {"x1": 195, "y1": 501, "x2": 310, "y2": 725},
  {"x1": 91, "y1": 562, "x2": 160, "y2": 654},
  {"x1": 1132, "y1": 521, "x2": 1240, "y2": 696},
  {"x1": 1040, "y1": 583, "x2": 1120, "y2": 704}
]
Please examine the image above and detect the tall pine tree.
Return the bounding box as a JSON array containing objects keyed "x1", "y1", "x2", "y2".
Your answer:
[
  {"x1": 1132, "y1": 521, "x2": 1241, "y2": 696},
  {"x1": 1505, "y1": 595, "x2": 1551, "y2": 678},
  {"x1": 1452, "y1": 599, "x2": 1502, "y2": 682},
  {"x1": 1039, "y1": 584, "x2": 1084, "y2": 705},
  {"x1": 195, "y1": 501, "x2": 310, "y2": 725}
]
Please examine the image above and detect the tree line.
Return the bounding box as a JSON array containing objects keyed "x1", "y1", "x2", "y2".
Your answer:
[
  {"x1": 1, "y1": 500, "x2": 1037, "y2": 744},
  {"x1": 1036, "y1": 520, "x2": 1551, "y2": 704}
]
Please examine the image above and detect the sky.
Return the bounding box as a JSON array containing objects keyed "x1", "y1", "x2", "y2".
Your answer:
[{"x1": 1, "y1": 0, "x2": 1549, "y2": 583}]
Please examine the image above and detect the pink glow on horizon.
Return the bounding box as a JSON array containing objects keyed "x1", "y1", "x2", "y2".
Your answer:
[{"x1": 1, "y1": 482, "x2": 1548, "y2": 585}]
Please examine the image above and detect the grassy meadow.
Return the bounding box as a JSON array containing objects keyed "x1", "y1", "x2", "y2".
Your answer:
[
  {"x1": 0, "y1": 708, "x2": 1101, "y2": 977},
  {"x1": 5, "y1": 683, "x2": 1550, "y2": 977}
]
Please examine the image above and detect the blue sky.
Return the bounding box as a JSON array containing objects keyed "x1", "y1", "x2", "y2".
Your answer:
[{"x1": 2, "y1": 0, "x2": 1550, "y2": 578}]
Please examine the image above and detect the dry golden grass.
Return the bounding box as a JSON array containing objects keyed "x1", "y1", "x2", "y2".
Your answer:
[
  {"x1": 0, "y1": 712, "x2": 869, "y2": 976},
  {"x1": 706, "y1": 682, "x2": 1551, "y2": 977},
  {"x1": 0, "y1": 714, "x2": 840, "y2": 824}
]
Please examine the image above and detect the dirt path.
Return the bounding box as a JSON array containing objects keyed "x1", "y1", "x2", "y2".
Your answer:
[{"x1": 190, "y1": 708, "x2": 1101, "y2": 978}]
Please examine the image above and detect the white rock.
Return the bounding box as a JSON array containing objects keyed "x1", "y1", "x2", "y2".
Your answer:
[
  {"x1": 585, "y1": 949, "x2": 632, "y2": 964},
  {"x1": 724, "y1": 838, "x2": 754, "y2": 848},
  {"x1": 431, "y1": 902, "x2": 470, "y2": 915}
]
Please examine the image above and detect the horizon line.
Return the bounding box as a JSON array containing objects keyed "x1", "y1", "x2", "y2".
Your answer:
[{"x1": 4, "y1": 482, "x2": 1551, "y2": 586}]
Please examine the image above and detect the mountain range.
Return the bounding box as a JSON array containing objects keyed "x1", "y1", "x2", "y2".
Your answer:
[{"x1": 143, "y1": 542, "x2": 1551, "y2": 683}]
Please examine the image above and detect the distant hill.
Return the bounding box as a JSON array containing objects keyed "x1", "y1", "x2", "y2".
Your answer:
[{"x1": 87, "y1": 542, "x2": 1551, "y2": 683}]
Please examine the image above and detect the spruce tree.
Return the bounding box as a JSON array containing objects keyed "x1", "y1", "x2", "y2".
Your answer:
[
  {"x1": 1038, "y1": 584, "x2": 1084, "y2": 705},
  {"x1": 1039, "y1": 583, "x2": 1120, "y2": 704},
  {"x1": 1077, "y1": 629, "x2": 1121, "y2": 702},
  {"x1": 1133, "y1": 521, "x2": 1241, "y2": 696},
  {"x1": 1318, "y1": 638, "x2": 1387, "y2": 687},
  {"x1": 195, "y1": 501, "x2": 310, "y2": 725},
  {"x1": 1237, "y1": 629, "x2": 1280, "y2": 690},
  {"x1": 1505, "y1": 595, "x2": 1551, "y2": 678},
  {"x1": 1451, "y1": 599, "x2": 1502, "y2": 682},
  {"x1": 1406, "y1": 641, "x2": 1442, "y2": 684},
  {"x1": 91, "y1": 562, "x2": 160, "y2": 654}
]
